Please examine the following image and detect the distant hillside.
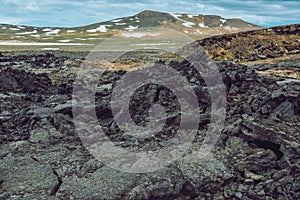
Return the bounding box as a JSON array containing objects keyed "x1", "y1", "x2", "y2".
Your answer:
[
  {"x1": 0, "y1": 10, "x2": 261, "y2": 49},
  {"x1": 81, "y1": 10, "x2": 260, "y2": 35},
  {"x1": 197, "y1": 24, "x2": 300, "y2": 63}
]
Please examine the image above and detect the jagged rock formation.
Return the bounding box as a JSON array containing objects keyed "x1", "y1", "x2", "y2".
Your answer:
[{"x1": 0, "y1": 41, "x2": 299, "y2": 199}]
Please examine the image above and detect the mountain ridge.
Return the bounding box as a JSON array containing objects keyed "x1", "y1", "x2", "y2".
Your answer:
[
  {"x1": 0, "y1": 10, "x2": 262, "y2": 46},
  {"x1": 82, "y1": 10, "x2": 261, "y2": 31}
]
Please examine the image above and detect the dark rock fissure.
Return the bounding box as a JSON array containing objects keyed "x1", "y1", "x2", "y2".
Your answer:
[
  {"x1": 295, "y1": 106, "x2": 300, "y2": 117},
  {"x1": 50, "y1": 169, "x2": 63, "y2": 196},
  {"x1": 31, "y1": 156, "x2": 39, "y2": 162},
  {"x1": 252, "y1": 139, "x2": 284, "y2": 160},
  {"x1": 180, "y1": 181, "x2": 197, "y2": 198}
]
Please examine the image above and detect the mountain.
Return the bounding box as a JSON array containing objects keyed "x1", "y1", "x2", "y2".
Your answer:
[
  {"x1": 79, "y1": 10, "x2": 260, "y2": 34},
  {"x1": 0, "y1": 10, "x2": 261, "y2": 50}
]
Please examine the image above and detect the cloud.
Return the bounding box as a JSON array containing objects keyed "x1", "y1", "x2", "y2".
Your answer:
[
  {"x1": 23, "y1": 5, "x2": 40, "y2": 12},
  {"x1": 0, "y1": 17, "x2": 22, "y2": 24},
  {"x1": 2, "y1": 0, "x2": 20, "y2": 4},
  {"x1": 0, "y1": 0, "x2": 299, "y2": 27}
]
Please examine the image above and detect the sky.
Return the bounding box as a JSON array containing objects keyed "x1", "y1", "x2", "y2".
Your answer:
[{"x1": 0, "y1": 0, "x2": 299, "y2": 28}]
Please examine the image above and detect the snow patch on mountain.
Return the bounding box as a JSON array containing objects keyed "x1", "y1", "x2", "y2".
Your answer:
[
  {"x1": 171, "y1": 14, "x2": 182, "y2": 20},
  {"x1": 220, "y1": 19, "x2": 227, "y2": 24},
  {"x1": 58, "y1": 40, "x2": 71, "y2": 43},
  {"x1": 111, "y1": 19, "x2": 122, "y2": 22},
  {"x1": 115, "y1": 23, "x2": 127, "y2": 25},
  {"x1": 45, "y1": 29, "x2": 60, "y2": 36},
  {"x1": 124, "y1": 25, "x2": 138, "y2": 31},
  {"x1": 42, "y1": 28, "x2": 52, "y2": 32},
  {"x1": 75, "y1": 38, "x2": 88, "y2": 41},
  {"x1": 172, "y1": 13, "x2": 196, "y2": 27},
  {"x1": 182, "y1": 21, "x2": 195, "y2": 27},
  {"x1": 199, "y1": 23, "x2": 208, "y2": 28},
  {"x1": 87, "y1": 25, "x2": 107, "y2": 33},
  {"x1": 9, "y1": 28, "x2": 21, "y2": 31},
  {"x1": 17, "y1": 30, "x2": 37, "y2": 35}
]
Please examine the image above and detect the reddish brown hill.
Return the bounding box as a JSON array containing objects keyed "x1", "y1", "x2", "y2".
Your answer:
[{"x1": 197, "y1": 24, "x2": 300, "y2": 62}]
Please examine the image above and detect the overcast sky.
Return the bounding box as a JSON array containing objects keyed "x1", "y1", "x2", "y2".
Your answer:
[{"x1": 0, "y1": 0, "x2": 299, "y2": 27}]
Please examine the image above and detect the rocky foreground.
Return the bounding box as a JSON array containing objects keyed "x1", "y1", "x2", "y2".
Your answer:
[{"x1": 0, "y1": 45, "x2": 299, "y2": 200}]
